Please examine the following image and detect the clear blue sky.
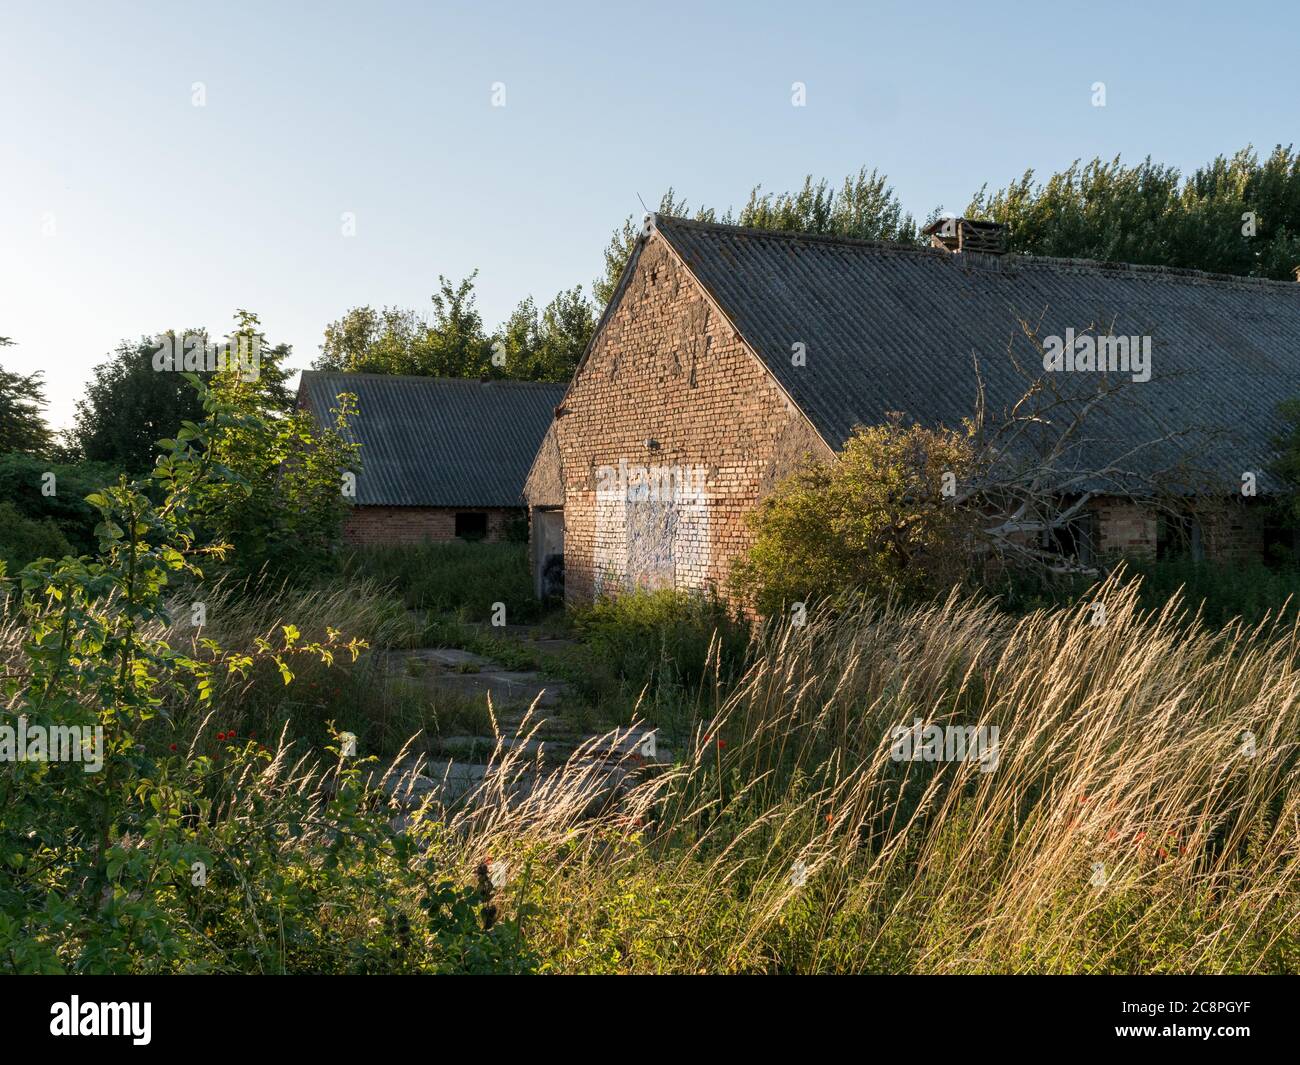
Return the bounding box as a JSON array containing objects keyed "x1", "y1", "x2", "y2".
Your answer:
[{"x1": 2, "y1": 0, "x2": 1296, "y2": 428}]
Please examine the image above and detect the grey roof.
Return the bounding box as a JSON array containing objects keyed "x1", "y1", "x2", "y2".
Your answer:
[
  {"x1": 655, "y1": 216, "x2": 1300, "y2": 493},
  {"x1": 298, "y1": 372, "x2": 566, "y2": 507}
]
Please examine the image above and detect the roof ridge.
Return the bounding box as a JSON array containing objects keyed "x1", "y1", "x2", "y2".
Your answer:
[
  {"x1": 655, "y1": 214, "x2": 940, "y2": 258},
  {"x1": 1009, "y1": 253, "x2": 1300, "y2": 292},
  {"x1": 300, "y1": 370, "x2": 567, "y2": 388},
  {"x1": 655, "y1": 214, "x2": 1300, "y2": 294}
]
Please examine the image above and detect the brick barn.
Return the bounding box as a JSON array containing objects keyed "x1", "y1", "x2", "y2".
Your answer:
[
  {"x1": 298, "y1": 372, "x2": 565, "y2": 546},
  {"x1": 525, "y1": 214, "x2": 1300, "y2": 606}
]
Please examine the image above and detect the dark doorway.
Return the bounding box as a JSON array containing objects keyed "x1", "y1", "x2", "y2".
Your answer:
[{"x1": 455, "y1": 511, "x2": 489, "y2": 541}]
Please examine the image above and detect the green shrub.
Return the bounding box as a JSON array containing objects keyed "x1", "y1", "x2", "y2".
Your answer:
[
  {"x1": 0, "y1": 500, "x2": 72, "y2": 575},
  {"x1": 344, "y1": 541, "x2": 541, "y2": 622},
  {"x1": 191, "y1": 335, "x2": 359, "y2": 580},
  {"x1": 730, "y1": 418, "x2": 979, "y2": 614},
  {"x1": 990, "y1": 555, "x2": 1300, "y2": 629},
  {"x1": 569, "y1": 588, "x2": 749, "y2": 727},
  {"x1": 0, "y1": 376, "x2": 534, "y2": 974},
  {"x1": 0, "y1": 452, "x2": 119, "y2": 554}
]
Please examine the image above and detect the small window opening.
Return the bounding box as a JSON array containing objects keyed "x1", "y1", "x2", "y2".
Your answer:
[{"x1": 455, "y1": 512, "x2": 489, "y2": 541}]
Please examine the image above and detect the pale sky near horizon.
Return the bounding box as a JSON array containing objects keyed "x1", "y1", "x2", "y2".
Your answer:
[{"x1": 2, "y1": 0, "x2": 1296, "y2": 430}]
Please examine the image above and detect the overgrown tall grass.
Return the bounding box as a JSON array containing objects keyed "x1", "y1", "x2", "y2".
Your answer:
[
  {"x1": 991, "y1": 555, "x2": 1300, "y2": 630},
  {"x1": 398, "y1": 574, "x2": 1299, "y2": 973},
  {"x1": 342, "y1": 542, "x2": 540, "y2": 622},
  {"x1": 7, "y1": 567, "x2": 1297, "y2": 972}
]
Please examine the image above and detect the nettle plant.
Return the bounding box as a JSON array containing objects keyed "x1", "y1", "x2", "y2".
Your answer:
[{"x1": 0, "y1": 376, "x2": 533, "y2": 973}]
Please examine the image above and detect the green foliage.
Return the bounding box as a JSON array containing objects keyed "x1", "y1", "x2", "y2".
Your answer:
[
  {"x1": 70, "y1": 332, "x2": 202, "y2": 471},
  {"x1": 69, "y1": 313, "x2": 294, "y2": 472},
  {"x1": 0, "y1": 452, "x2": 119, "y2": 556},
  {"x1": 0, "y1": 342, "x2": 52, "y2": 455},
  {"x1": 734, "y1": 168, "x2": 925, "y2": 244},
  {"x1": 496, "y1": 285, "x2": 595, "y2": 381},
  {"x1": 571, "y1": 587, "x2": 749, "y2": 706},
  {"x1": 342, "y1": 541, "x2": 540, "y2": 622},
  {"x1": 594, "y1": 170, "x2": 924, "y2": 306},
  {"x1": 1271, "y1": 397, "x2": 1300, "y2": 527},
  {"x1": 731, "y1": 417, "x2": 980, "y2": 614},
  {"x1": 318, "y1": 274, "x2": 592, "y2": 383},
  {"x1": 316, "y1": 274, "x2": 495, "y2": 377},
  {"x1": 992, "y1": 555, "x2": 1300, "y2": 631},
  {"x1": 966, "y1": 145, "x2": 1300, "y2": 280},
  {"x1": 191, "y1": 320, "x2": 360, "y2": 579},
  {"x1": 0, "y1": 500, "x2": 71, "y2": 576},
  {"x1": 0, "y1": 376, "x2": 531, "y2": 973}
]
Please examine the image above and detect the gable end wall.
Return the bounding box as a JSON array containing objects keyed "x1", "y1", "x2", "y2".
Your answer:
[{"x1": 553, "y1": 233, "x2": 829, "y2": 605}]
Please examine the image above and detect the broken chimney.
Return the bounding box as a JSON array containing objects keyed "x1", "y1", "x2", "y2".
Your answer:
[{"x1": 923, "y1": 217, "x2": 1010, "y2": 255}]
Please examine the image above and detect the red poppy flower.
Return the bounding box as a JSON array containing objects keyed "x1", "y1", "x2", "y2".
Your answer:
[
  {"x1": 228, "y1": 729, "x2": 236, "y2": 738},
  {"x1": 717, "y1": 739, "x2": 726, "y2": 749},
  {"x1": 169, "y1": 743, "x2": 178, "y2": 752},
  {"x1": 216, "y1": 731, "x2": 225, "y2": 741}
]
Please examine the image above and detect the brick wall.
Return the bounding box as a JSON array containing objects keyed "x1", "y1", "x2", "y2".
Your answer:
[
  {"x1": 1089, "y1": 497, "x2": 1267, "y2": 563},
  {"x1": 551, "y1": 233, "x2": 830, "y2": 606},
  {"x1": 1193, "y1": 500, "x2": 1267, "y2": 564},
  {"x1": 1093, "y1": 500, "x2": 1157, "y2": 558},
  {"x1": 342, "y1": 506, "x2": 519, "y2": 546}
]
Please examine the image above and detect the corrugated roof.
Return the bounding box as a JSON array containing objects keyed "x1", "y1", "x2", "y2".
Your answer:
[
  {"x1": 655, "y1": 216, "x2": 1300, "y2": 493},
  {"x1": 298, "y1": 372, "x2": 566, "y2": 507}
]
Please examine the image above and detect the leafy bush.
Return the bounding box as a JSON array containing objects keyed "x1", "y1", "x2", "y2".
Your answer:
[
  {"x1": 187, "y1": 333, "x2": 359, "y2": 580},
  {"x1": 0, "y1": 452, "x2": 119, "y2": 554},
  {"x1": 149, "y1": 574, "x2": 430, "y2": 757},
  {"x1": 0, "y1": 500, "x2": 72, "y2": 576},
  {"x1": 0, "y1": 377, "x2": 533, "y2": 973},
  {"x1": 730, "y1": 417, "x2": 979, "y2": 614}
]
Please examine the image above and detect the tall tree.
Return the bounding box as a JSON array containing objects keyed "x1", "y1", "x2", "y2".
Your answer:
[
  {"x1": 495, "y1": 285, "x2": 595, "y2": 381},
  {"x1": 593, "y1": 190, "x2": 714, "y2": 307},
  {"x1": 0, "y1": 336, "x2": 53, "y2": 456},
  {"x1": 315, "y1": 274, "x2": 494, "y2": 377},
  {"x1": 594, "y1": 169, "x2": 924, "y2": 307},
  {"x1": 318, "y1": 274, "x2": 591, "y2": 383},
  {"x1": 70, "y1": 312, "x2": 292, "y2": 473},
  {"x1": 965, "y1": 145, "x2": 1300, "y2": 279}
]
